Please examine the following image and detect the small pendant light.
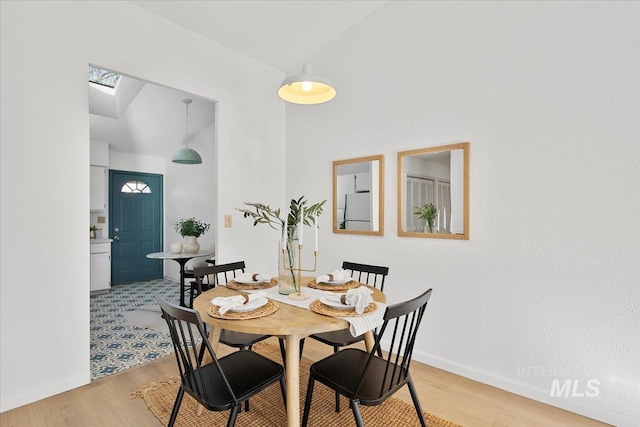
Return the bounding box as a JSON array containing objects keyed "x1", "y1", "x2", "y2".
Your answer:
[
  {"x1": 277, "y1": 1, "x2": 336, "y2": 105},
  {"x1": 172, "y1": 98, "x2": 202, "y2": 164}
]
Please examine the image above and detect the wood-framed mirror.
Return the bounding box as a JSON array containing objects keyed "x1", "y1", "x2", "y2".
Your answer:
[
  {"x1": 333, "y1": 155, "x2": 384, "y2": 236},
  {"x1": 397, "y1": 142, "x2": 469, "y2": 239}
]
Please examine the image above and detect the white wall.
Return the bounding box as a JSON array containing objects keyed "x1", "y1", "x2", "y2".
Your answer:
[
  {"x1": 0, "y1": 1, "x2": 285, "y2": 411},
  {"x1": 284, "y1": 2, "x2": 639, "y2": 425},
  {"x1": 109, "y1": 151, "x2": 165, "y2": 175}
]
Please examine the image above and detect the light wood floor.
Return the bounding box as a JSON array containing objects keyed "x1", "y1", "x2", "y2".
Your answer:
[{"x1": 0, "y1": 337, "x2": 609, "y2": 427}]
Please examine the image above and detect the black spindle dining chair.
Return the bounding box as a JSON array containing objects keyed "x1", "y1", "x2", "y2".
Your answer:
[
  {"x1": 192, "y1": 261, "x2": 274, "y2": 412},
  {"x1": 156, "y1": 296, "x2": 286, "y2": 427},
  {"x1": 302, "y1": 289, "x2": 433, "y2": 427},
  {"x1": 304, "y1": 261, "x2": 389, "y2": 411}
]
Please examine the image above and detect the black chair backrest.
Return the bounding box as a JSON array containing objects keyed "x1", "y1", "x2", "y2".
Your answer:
[
  {"x1": 209, "y1": 261, "x2": 246, "y2": 285},
  {"x1": 342, "y1": 261, "x2": 389, "y2": 292},
  {"x1": 356, "y1": 289, "x2": 433, "y2": 399},
  {"x1": 194, "y1": 261, "x2": 246, "y2": 289},
  {"x1": 156, "y1": 296, "x2": 237, "y2": 407},
  {"x1": 192, "y1": 265, "x2": 217, "y2": 294}
]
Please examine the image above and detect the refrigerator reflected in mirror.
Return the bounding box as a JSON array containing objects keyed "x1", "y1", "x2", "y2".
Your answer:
[
  {"x1": 344, "y1": 192, "x2": 371, "y2": 230},
  {"x1": 333, "y1": 155, "x2": 384, "y2": 236}
]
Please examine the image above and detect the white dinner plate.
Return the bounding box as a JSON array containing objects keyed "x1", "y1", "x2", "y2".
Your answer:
[
  {"x1": 320, "y1": 278, "x2": 351, "y2": 285},
  {"x1": 235, "y1": 277, "x2": 270, "y2": 284},
  {"x1": 229, "y1": 296, "x2": 268, "y2": 313},
  {"x1": 319, "y1": 296, "x2": 354, "y2": 310}
]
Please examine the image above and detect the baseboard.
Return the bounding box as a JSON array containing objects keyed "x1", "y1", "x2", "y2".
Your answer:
[
  {"x1": 411, "y1": 349, "x2": 639, "y2": 427},
  {"x1": 0, "y1": 374, "x2": 88, "y2": 413}
]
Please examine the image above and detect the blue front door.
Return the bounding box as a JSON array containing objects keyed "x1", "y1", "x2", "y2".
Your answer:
[{"x1": 110, "y1": 170, "x2": 163, "y2": 285}]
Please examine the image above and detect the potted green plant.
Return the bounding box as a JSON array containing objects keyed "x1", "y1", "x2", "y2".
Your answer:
[
  {"x1": 90, "y1": 225, "x2": 98, "y2": 239},
  {"x1": 237, "y1": 196, "x2": 325, "y2": 294},
  {"x1": 175, "y1": 217, "x2": 210, "y2": 254},
  {"x1": 414, "y1": 202, "x2": 438, "y2": 233}
]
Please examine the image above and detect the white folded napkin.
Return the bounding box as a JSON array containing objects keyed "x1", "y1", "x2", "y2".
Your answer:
[
  {"x1": 316, "y1": 269, "x2": 352, "y2": 283},
  {"x1": 211, "y1": 291, "x2": 266, "y2": 315},
  {"x1": 323, "y1": 287, "x2": 373, "y2": 314},
  {"x1": 235, "y1": 272, "x2": 271, "y2": 283}
]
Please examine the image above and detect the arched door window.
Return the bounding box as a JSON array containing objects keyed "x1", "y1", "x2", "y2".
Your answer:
[{"x1": 120, "y1": 180, "x2": 152, "y2": 194}]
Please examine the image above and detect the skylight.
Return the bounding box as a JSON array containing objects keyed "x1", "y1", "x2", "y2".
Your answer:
[{"x1": 89, "y1": 66, "x2": 121, "y2": 89}]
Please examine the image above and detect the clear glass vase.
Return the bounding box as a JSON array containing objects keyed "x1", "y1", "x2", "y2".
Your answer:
[{"x1": 278, "y1": 237, "x2": 299, "y2": 295}]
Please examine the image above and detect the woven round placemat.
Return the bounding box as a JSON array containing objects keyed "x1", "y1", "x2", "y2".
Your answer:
[
  {"x1": 226, "y1": 278, "x2": 278, "y2": 290},
  {"x1": 309, "y1": 299, "x2": 377, "y2": 317},
  {"x1": 307, "y1": 279, "x2": 360, "y2": 291},
  {"x1": 207, "y1": 300, "x2": 279, "y2": 320}
]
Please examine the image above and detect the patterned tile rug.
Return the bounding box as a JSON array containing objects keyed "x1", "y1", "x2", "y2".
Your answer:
[{"x1": 90, "y1": 279, "x2": 181, "y2": 380}]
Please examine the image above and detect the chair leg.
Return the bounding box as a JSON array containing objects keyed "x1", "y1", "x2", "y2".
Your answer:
[
  {"x1": 226, "y1": 404, "x2": 239, "y2": 427},
  {"x1": 299, "y1": 337, "x2": 305, "y2": 357},
  {"x1": 279, "y1": 376, "x2": 287, "y2": 410},
  {"x1": 333, "y1": 345, "x2": 340, "y2": 412},
  {"x1": 278, "y1": 338, "x2": 287, "y2": 367},
  {"x1": 301, "y1": 376, "x2": 316, "y2": 427},
  {"x1": 191, "y1": 282, "x2": 200, "y2": 308},
  {"x1": 239, "y1": 344, "x2": 250, "y2": 412},
  {"x1": 351, "y1": 400, "x2": 365, "y2": 427},
  {"x1": 407, "y1": 377, "x2": 427, "y2": 427},
  {"x1": 168, "y1": 388, "x2": 185, "y2": 427}
]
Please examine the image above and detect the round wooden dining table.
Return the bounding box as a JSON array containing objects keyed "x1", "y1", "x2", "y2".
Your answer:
[{"x1": 193, "y1": 279, "x2": 386, "y2": 427}]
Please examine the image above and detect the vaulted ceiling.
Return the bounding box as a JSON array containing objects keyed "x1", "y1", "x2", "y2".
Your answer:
[
  {"x1": 129, "y1": 0, "x2": 387, "y2": 72},
  {"x1": 90, "y1": 1, "x2": 386, "y2": 157}
]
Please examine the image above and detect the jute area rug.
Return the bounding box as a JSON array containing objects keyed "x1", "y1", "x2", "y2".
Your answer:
[{"x1": 133, "y1": 342, "x2": 462, "y2": 427}]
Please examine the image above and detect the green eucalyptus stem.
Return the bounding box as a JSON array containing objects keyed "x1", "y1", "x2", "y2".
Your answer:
[{"x1": 237, "y1": 197, "x2": 325, "y2": 232}]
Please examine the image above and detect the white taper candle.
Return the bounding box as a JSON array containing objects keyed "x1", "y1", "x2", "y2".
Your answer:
[{"x1": 314, "y1": 222, "x2": 319, "y2": 252}]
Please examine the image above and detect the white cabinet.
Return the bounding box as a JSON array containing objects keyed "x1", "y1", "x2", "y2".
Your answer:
[
  {"x1": 90, "y1": 166, "x2": 107, "y2": 211},
  {"x1": 354, "y1": 172, "x2": 372, "y2": 192},
  {"x1": 90, "y1": 242, "x2": 111, "y2": 294}
]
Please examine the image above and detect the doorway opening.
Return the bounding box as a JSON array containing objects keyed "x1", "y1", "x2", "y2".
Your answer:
[{"x1": 89, "y1": 64, "x2": 217, "y2": 379}]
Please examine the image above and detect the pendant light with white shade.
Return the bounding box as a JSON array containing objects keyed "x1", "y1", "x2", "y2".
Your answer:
[
  {"x1": 172, "y1": 98, "x2": 202, "y2": 164},
  {"x1": 278, "y1": 1, "x2": 336, "y2": 105}
]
